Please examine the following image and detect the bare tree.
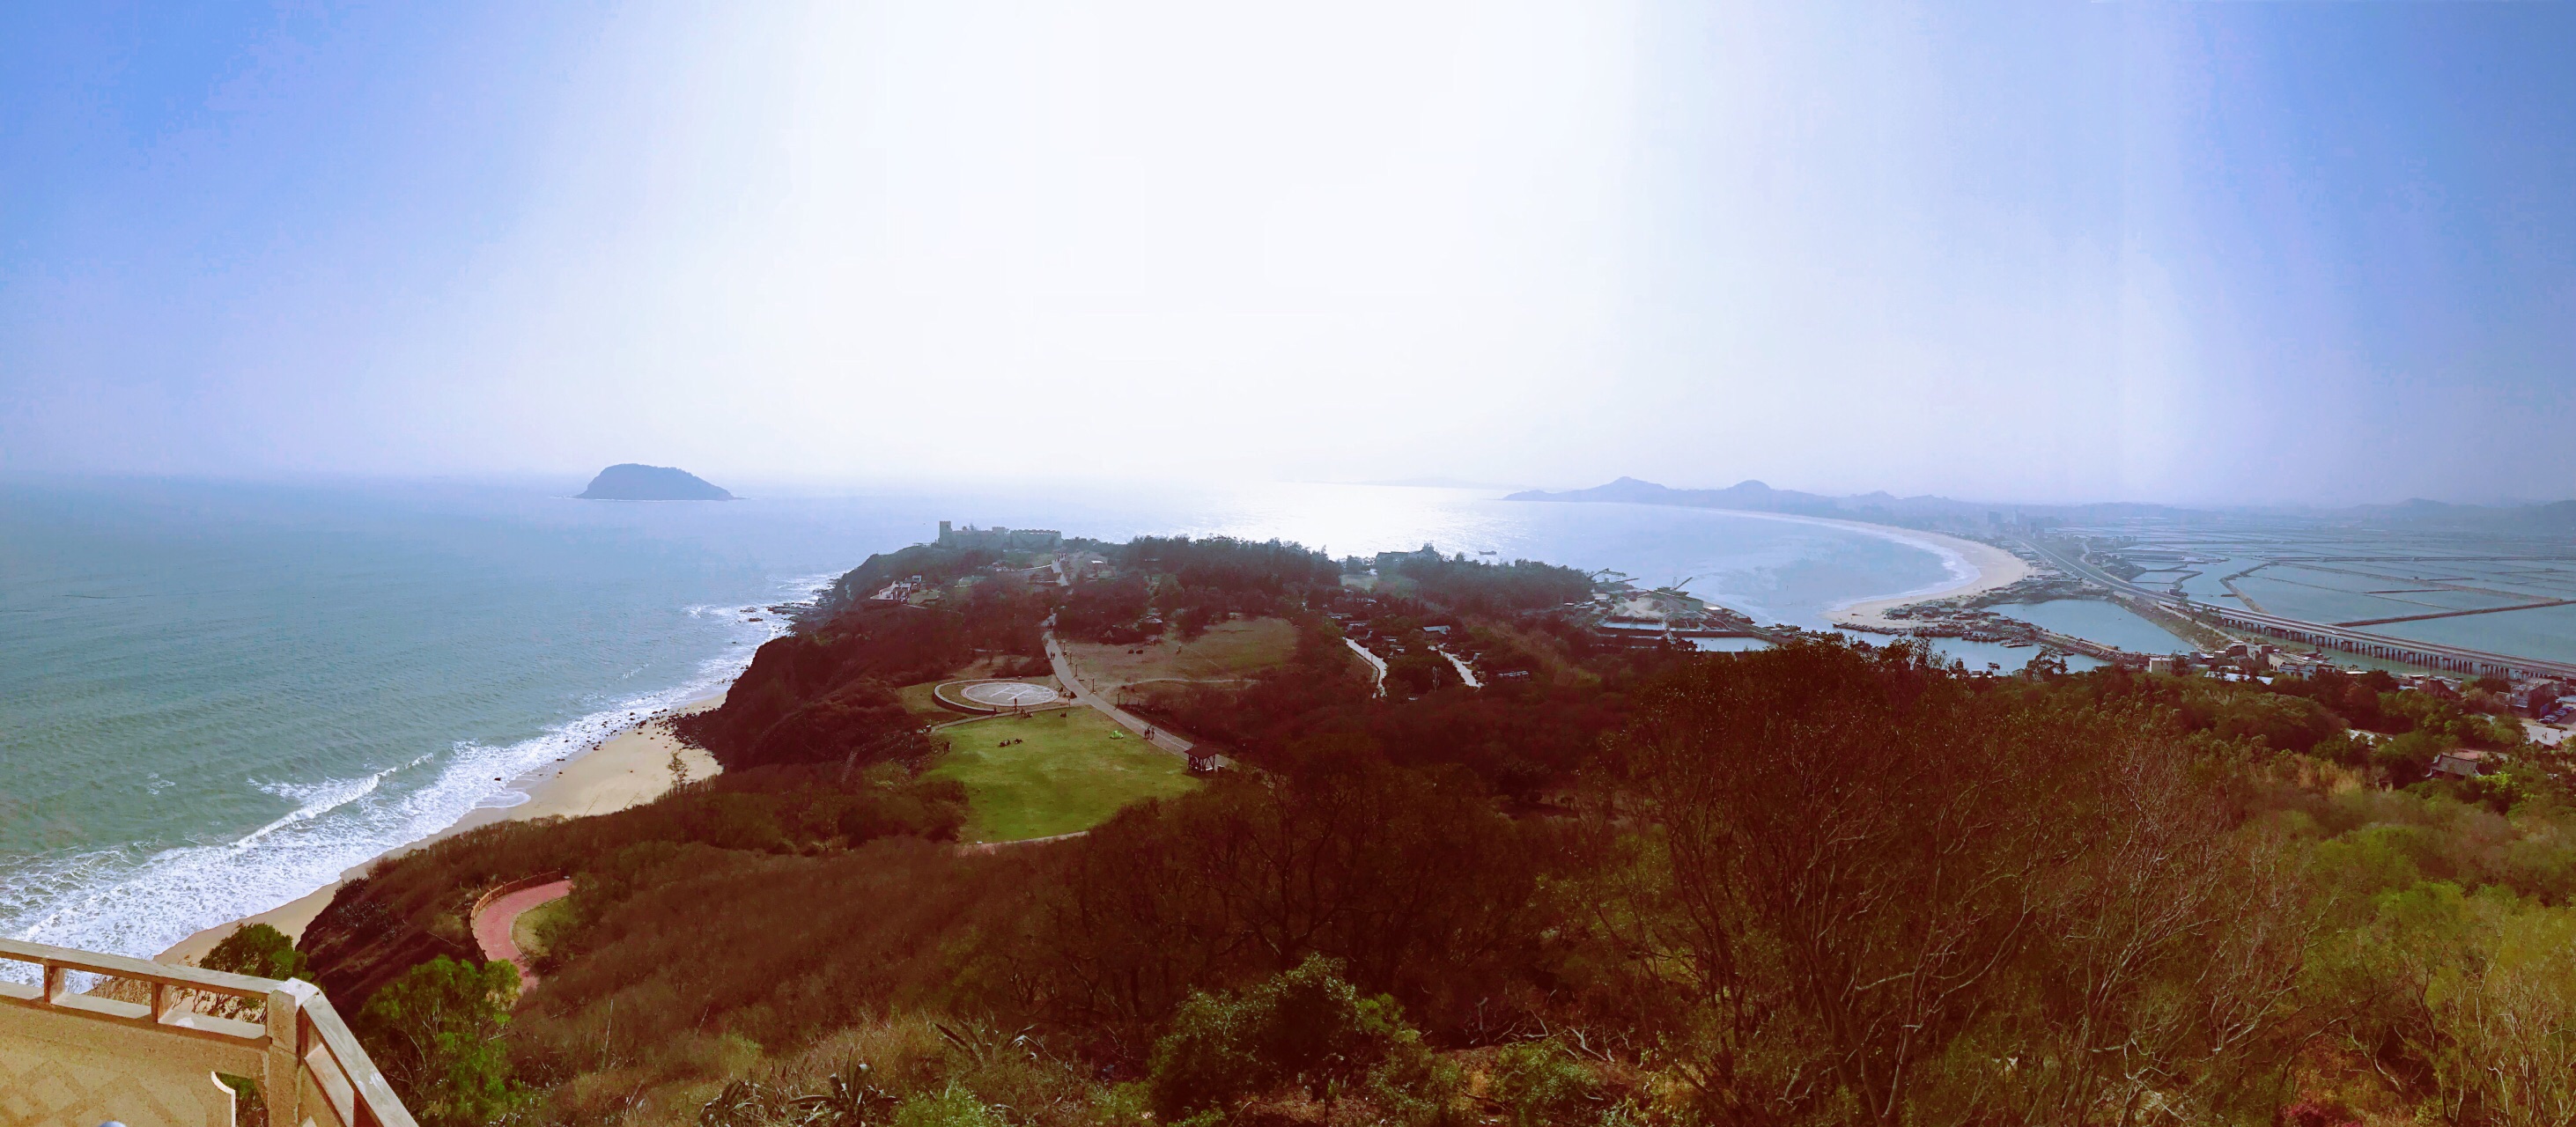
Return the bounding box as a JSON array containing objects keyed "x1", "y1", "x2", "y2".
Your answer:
[{"x1": 1604, "y1": 643, "x2": 2311, "y2": 1126}]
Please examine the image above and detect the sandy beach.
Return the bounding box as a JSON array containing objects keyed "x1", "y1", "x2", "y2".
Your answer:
[
  {"x1": 1823, "y1": 526, "x2": 2033, "y2": 631},
  {"x1": 155, "y1": 695, "x2": 726, "y2": 968}
]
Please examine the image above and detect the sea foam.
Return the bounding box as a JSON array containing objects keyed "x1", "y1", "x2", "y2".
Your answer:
[{"x1": 0, "y1": 574, "x2": 827, "y2": 978}]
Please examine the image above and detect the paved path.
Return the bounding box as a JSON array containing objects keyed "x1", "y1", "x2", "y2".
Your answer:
[
  {"x1": 1431, "y1": 645, "x2": 1481, "y2": 689},
  {"x1": 473, "y1": 878, "x2": 572, "y2": 985},
  {"x1": 1043, "y1": 629, "x2": 1197, "y2": 757},
  {"x1": 1344, "y1": 637, "x2": 1388, "y2": 696},
  {"x1": 955, "y1": 829, "x2": 1091, "y2": 855}
]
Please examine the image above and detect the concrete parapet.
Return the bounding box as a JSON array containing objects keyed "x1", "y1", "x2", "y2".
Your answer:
[{"x1": 0, "y1": 938, "x2": 413, "y2": 1127}]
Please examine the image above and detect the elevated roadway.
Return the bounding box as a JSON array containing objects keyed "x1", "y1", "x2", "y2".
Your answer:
[{"x1": 2010, "y1": 536, "x2": 2576, "y2": 681}]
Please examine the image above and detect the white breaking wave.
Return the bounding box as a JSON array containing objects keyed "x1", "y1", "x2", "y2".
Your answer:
[{"x1": 0, "y1": 573, "x2": 830, "y2": 976}]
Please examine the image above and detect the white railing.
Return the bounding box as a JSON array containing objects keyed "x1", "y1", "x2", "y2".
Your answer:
[{"x1": 0, "y1": 937, "x2": 416, "y2": 1127}]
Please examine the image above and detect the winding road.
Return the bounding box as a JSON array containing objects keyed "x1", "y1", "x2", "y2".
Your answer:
[{"x1": 1043, "y1": 627, "x2": 1198, "y2": 757}]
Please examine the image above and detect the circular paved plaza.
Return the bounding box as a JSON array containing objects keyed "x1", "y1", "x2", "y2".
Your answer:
[{"x1": 959, "y1": 681, "x2": 1061, "y2": 708}]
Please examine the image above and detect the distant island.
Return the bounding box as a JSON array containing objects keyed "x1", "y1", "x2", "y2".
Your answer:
[{"x1": 575, "y1": 463, "x2": 734, "y2": 501}]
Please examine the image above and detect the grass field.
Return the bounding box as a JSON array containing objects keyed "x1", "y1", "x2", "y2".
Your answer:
[
  {"x1": 926, "y1": 707, "x2": 1199, "y2": 842},
  {"x1": 512, "y1": 895, "x2": 572, "y2": 959},
  {"x1": 1060, "y1": 616, "x2": 1297, "y2": 695},
  {"x1": 896, "y1": 681, "x2": 953, "y2": 721}
]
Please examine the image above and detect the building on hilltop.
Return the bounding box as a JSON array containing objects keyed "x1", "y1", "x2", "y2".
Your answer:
[
  {"x1": 2431, "y1": 749, "x2": 2488, "y2": 779},
  {"x1": 937, "y1": 520, "x2": 1062, "y2": 551}
]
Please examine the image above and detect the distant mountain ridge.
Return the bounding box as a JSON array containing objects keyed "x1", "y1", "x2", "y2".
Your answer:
[
  {"x1": 1509, "y1": 476, "x2": 1843, "y2": 513},
  {"x1": 1509, "y1": 477, "x2": 2576, "y2": 532},
  {"x1": 577, "y1": 464, "x2": 734, "y2": 501},
  {"x1": 1504, "y1": 476, "x2": 2008, "y2": 532}
]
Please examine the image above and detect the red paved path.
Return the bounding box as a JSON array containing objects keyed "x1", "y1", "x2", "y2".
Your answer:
[{"x1": 473, "y1": 878, "x2": 572, "y2": 984}]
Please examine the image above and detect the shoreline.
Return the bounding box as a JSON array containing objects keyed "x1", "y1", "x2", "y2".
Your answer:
[
  {"x1": 154, "y1": 693, "x2": 727, "y2": 968},
  {"x1": 1582, "y1": 504, "x2": 2033, "y2": 626},
  {"x1": 1823, "y1": 524, "x2": 2031, "y2": 630}
]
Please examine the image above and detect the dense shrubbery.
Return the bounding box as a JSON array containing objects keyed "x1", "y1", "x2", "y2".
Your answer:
[
  {"x1": 509, "y1": 838, "x2": 1050, "y2": 1094},
  {"x1": 2264, "y1": 667, "x2": 2524, "y2": 750},
  {"x1": 202, "y1": 920, "x2": 311, "y2": 983},
  {"x1": 358, "y1": 955, "x2": 526, "y2": 1127},
  {"x1": 1130, "y1": 601, "x2": 1669, "y2": 800},
  {"x1": 810, "y1": 543, "x2": 1007, "y2": 619},
  {"x1": 1487, "y1": 1039, "x2": 1612, "y2": 1127},
  {"x1": 1148, "y1": 954, "x2": 1459, "y2": 1124},
  {"x1": 1600, "y1": 643, "x2": 2311, "y2": 1123},
  {"x1": 297, "y1": 527, "x2": 2576, "y2": 1126},
  {"x1": 1369, "y1": 550, "x2": 1593, "y2": 616},
  {"x1": 1025, "y1": 740, "x2": 1565, "y2": 1050},
  {"x1": 1115, "y1": 536, "x2": 1340, "y2": 594},
  {"x1": 1051, "y1": 573, "x2": 1150, "y2": 642},
  {"x1": 2306, "y1": 880, "x2": 2576, "y2": 1124},
  {"x1": 683, "y1": 588, "x2": 1047, "y2": 769},
  {"x1": 1058, "y1": 537, "x2": 1342, "y2": 643},
  {"x1": 300, "y1": 762, "x2": 967, "y2": 1013}
]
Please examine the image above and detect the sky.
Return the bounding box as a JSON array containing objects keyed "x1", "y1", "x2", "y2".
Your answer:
[{"x1": 3, "y1": 2, "x2": 2572, "y2": 506}]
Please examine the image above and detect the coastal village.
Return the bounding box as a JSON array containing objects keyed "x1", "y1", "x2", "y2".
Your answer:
[{"x1": 892, "y1": 523, "x2": 2576, "y2": 738}]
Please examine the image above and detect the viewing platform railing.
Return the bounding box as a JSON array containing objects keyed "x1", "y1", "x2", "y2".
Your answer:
[{"x1": 0, "y1": 937, "x2": 415, "y2": 1127}]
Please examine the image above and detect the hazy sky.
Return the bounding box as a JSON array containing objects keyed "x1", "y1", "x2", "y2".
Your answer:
[{"x1": 4, "y1": 3, "x2": 2572, "y2": 505}]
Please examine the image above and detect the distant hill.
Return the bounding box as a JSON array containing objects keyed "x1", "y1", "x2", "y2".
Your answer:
[
  {"x1": 576, "y1": 464, "x2": 734, "y2": 501},
  {"x1": 1505, "y1": 476, "x2": 1998, "y2": 532},
  {"x1": 1510, "y1": 476, "x2": 2576, "y2": 533},
  {"x1": 1508, "y1": 476, "x2": 1846, "y2": 515}
]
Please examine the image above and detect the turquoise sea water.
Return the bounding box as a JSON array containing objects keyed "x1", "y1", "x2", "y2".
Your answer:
[
  {"x1": 1, "y1": 478, "x2": 1965, "y2": 964},
  {"x1": 1992, "y1": 599, "x2": 2197, "y2": 655},
  {"x1": 1829, "y1": 630, "x2": 2113, "y2": 675}
]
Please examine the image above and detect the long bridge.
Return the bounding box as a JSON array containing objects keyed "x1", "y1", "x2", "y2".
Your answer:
[
  {"x1": 2011, "y1": 536, "x2": 2576, "y2": 681},
  {"x1": 2192, "y1": 603, "x2": 2576, "y2": 680}
]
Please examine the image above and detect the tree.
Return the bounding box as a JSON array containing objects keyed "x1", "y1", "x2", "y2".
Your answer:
[
  {"x1": 1489, "y1": 1040, "x2": 1606, "y2": 1127},
  {"x1": 1603, "y1": 641, "x2": 2310, "y2": 1125},
  {"x1": 356, "y1": 956, "x2": 526, "y2": 1127},
  {"x1": 2312, "y1": 882, "x2": 2576, "y2": 1127},
  {"x1": 1928, "y1": 727, "x2": 2314, "y2": 1124},
  {"x1": 201, "y1": 922, "x2": 314, "y2": 983},
  {"x1": 1148, "y1": 954, "x2": 1458, "y2": 1123},
  {"x1": 1605, "y1": 643, "x2": 2066, "y2": 1123},
  {"x1": 1033, "y1": 739, "x2": 1554, "y2": 1045}
]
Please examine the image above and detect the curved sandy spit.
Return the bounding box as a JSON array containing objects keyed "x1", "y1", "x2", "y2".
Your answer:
[
  {"x1": 1660, "y1": 508, "x2": 2031, "y2": 630},
  {"x1": 1819, "y1": 526, "x2": 2028, "y2": 630}
]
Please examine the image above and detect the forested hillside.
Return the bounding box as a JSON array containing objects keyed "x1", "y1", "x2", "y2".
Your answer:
[{"x1": 285, "y1": 534, "x2": 2576, "y2": 1127}]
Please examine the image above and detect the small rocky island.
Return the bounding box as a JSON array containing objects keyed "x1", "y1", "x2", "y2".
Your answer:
[{"x1": 575, "y1": 464, "x2": 734, "y2": 501}]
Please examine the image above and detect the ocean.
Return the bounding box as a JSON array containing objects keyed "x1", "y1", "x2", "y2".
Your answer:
[{"x1": 1, "y1": 476, "x2": 1966, "y2": 965}]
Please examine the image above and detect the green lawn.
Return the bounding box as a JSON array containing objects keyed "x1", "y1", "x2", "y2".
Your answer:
[
  {"x1": 512, "y1": 895, "x2": 572, "y2": 958},
  {"x1": 926, "y1": 708, "x2": 1199, "y2": 843},
  {"x1": 896, "y1": 681, "x2": 953, "y2": 721}
]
